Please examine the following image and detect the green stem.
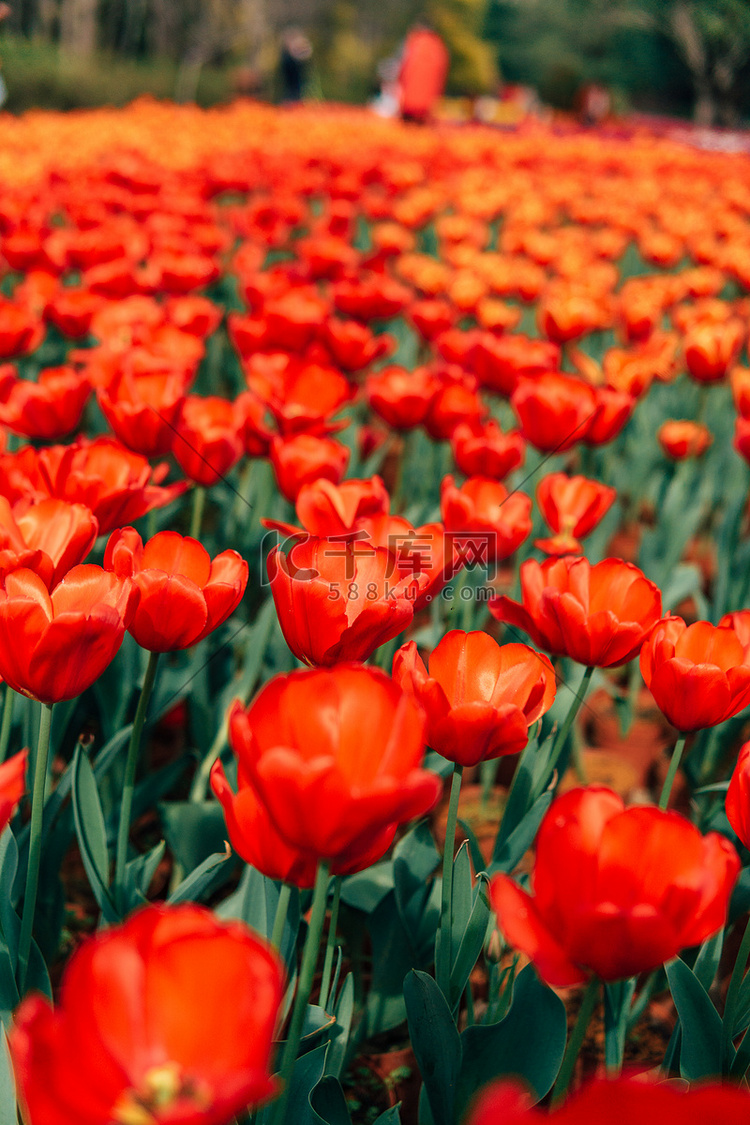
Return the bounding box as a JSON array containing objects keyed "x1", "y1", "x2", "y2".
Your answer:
[
  {"x1": 189, "y1": 485, "x2": 206, "y2": 541},
  {"x1": 724, "y1": 915, "x2": 750, "y2": 1054},
  {"x1": 270, "y1": 883, "x2": 293, "y2": 953},
  {"x1": 17, "y1": 702, "x2": 53, "y2": 993},
  {"x1": 436, "y1": 764, "x2": 464, "y2": 1001},
  {"x1": 659, "y1": 733, "x2": 687, "y2": 811},
  {"x1": 319, "y1": 876, "x2": 342, "y2": 1012},
  {"x1": 272, "y1": 861, "x2": 331, "y2": 1125},
  {"x1": 540, "y1": 665, "x2": 594, "y2": 797},
  {"x1": 0, "y1": 684, "x2": 15, "y2": 762},
  {"x1": 114, "y1": 650, "x2": 160, "y2": 904},
  {"x1": 550, "y1": 975, "x2": 600, "y2": 1107}
]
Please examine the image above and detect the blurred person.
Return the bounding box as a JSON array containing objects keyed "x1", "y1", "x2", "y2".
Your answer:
[
  {"x1": 398, "y1": 24, "x2": 449, "y2": 124},
  {"x1": 372, "y1": 53, "x2": 401, "y2": 118},
  {"x1": 280, "y1": 27, "x2": 312, "y2": 104}
]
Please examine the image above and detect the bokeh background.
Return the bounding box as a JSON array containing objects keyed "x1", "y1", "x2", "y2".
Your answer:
[{"x1": 0, "y1": 0, "x2": 749, "y2": 125}]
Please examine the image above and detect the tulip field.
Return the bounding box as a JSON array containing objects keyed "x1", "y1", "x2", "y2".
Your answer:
[{"x1": 4, "y1": 97, "x2": 750, "y2": 1123}]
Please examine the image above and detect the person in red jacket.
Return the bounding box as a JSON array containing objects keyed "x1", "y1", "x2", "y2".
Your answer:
[{"x1": 398, "y1": 25, "x2": 449, "y2": 123}]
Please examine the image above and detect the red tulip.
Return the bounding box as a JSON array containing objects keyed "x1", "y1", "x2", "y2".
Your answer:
[
  {"x1": 0, "y1": 437, "x2": 186, "y2": 536},
  {"x1": 268, "y1": 536, "x2": 425, "y2": 666},
  {"x1": 172, "y1": 395, "x2": 246, "y2": 487},
  {"x1": 583, "y1": 386, "x2": 634, "y2": 446},
  {"x1": 490, "y1": 787, "x2": 739, "y2": 985},
  {"x1": 511, "y1": 373, "x2": 599, "y2": 453},
  {"x1": 684, "y1": 317, "x2": 744, "y2": 383},
  {"x1": 450, "y1": 420, "x2": 526, "y2": 481},
  {"x1": 0, "y1": 497, "x2": 98, "y2": 588},
  {"x1": 470, "y1": 334, "x2": 560, "y2": 397},
  {"x1": 0, "y1": 366, "x2": 91, "y2": 440},
  {"x1": 465, "y1": 1075, "x2": 750, "y2": 1125},
  {"x1": 534, "y1": 473, "x2": 616, "y2": 556},
  {"x1": 322, "y1": 317, "x2": 393, "y2": 372},
  {"x1": 727, "y1": 740, "x2": 750, "y2": 849},
  {"x1": 0, "y1": 748, "x2": 28, "y2": 832},
  {"x1": 269, "y1": 433, "x2": 350, "y2": 503},
  {"x1": 227, "y1": 664, "x2": 439, "y2": 862},
  {"x1": 366, "y1": 364, "x2": 439, "y2": 431},
  {"x1": 105, "y1": 528, "x2": 248, "y2": 652},
  {"x1": 440, "y1": 476, "x2": 532, "y2": 564},
  {"x1": 393, "y1": 631, "x2": 556, "y2": 766},
  {"x1": 292, "y1": 476, "x2": 390, "y2": 538},
  {"x1": 658, "y1": 420, "x2": 712, "y2": 460},
  {"x1": 490, "y1": 556, "x2": 662, "y2": 668},
  {"x1": 97, "y1": 368, "x2": 189, "y2": 458},
  {"x1": 211, "y1": 758, "x2": 396, "y2": 888},
  {"x1": 0, "y1": 565, "x2": 137, "y2": 703},
  {"x1": 10, "y1": 904, "x2": 284, "y2": 1125},
  {"x1": 640, "y1": 617, "x2": 750, "y2": 731}
]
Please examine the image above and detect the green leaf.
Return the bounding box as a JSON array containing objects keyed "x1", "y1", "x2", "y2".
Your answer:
[
  {"x1": 217, "y1": 866, "x2": 300, "y2": 970},
  {"x1": 309, "y1": 1076, "x2": 352, "y2": 1125},
  {"x1": 693, "y1": 928, "x2": 724, "y2": 992},
  {"x1": 449, "y1": 877, "x2": 490, "y2": 1013},
  {"x1": 454, "y1": 964, "x2": 566, "y2": 1119},
  {"x1": 326, "y1": 973, "x2": 354, "y2": 1081},
  {"x1": 665, "y1": 957, "x2": 726, "y2": 1079},
  {"x1": 119, "y1": 840, "x2": 166, "y2": 913},
  {"x1": 159, "y1": 800, "x2": 228, "y2": 874},
  {"x1": 340, "y1": 862, "x2": 394, "y2": 914},
  {"x1": 491, "y1": 791, "x2": 552, "y2": 874},
  {"x1": 372, "y1": 1109, "x2": 401, "y2": 1125},
  {"x1": 404, "y1": 970, "x2": 461, "y2": 1125},
  {"x1": 166, "y1": 848, "x2": 231, "y2": 905},
  {"x1": 285, "y1": 1042, "x2": 328, "y2": 1125},
  {"x1": 71, "y1": 746, "x2": 118, "y2": 923}
]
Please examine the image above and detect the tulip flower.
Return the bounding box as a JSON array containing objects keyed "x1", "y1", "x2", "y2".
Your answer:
[
  {"x1": 511, "y1": 373, "x2": 599, "y2": 453},
  {"x1": 640, "y1": 617, "x2": 750, "y2": 731},
  {"x1": 440, "y1": 476, "x2": 532, "y2": 564},
  {"x1": 281, "y1": 476, "x2": 390, "y2": 539},
  {"x1": 583, "y1": 386, "x2": 634, "y2": 446},
  {"x1": 658, "y1": 419, "x2": 712, "y2": 459},
  {"x1": 97, "y1": 368, "x2": 190, "y2": 457},
  {"x1": 465, "y1": 1075, "x2": 750, "y2": 1125},
  {"x1": 0, "y1": 438, "x2": 186, "y2": 536},
  {"x1": 322, "y1": 317, "x2": 393, "y2": 371},
  {"x1": 490, "y1": 555, "x2": 662, "y2": 668},
  {"x1": 0, "y1": 748, "x2": 28, "y2": 832},
  {"x1": 0, "y1": 497, "x2": 98, "y2": 588},
  {"x1": 0, "y1": 366, "x2": 91, "y2": 440},
  {"x1": 10, "y1": 904, "x2": 284, "y2": 1125},
  {"x1": 534, "y1": 473, "x2": 616, "y2": 556},
  {"x1": 450, "y1": 420, "x2": 526, "y2": 481},
  {"x1": 490, "y1": 786, "x2": 739, "y2": 985},
  {"x1": 393, "y1": 631, "x2": 556, "y2": 766},
  {"x1": 211, "y1": 759, "x2": 395, "y2": 888},
  {"x1": 268, "y1": 536, "x2": 425, "y2": 666},
  {"x1": 227, "y1": 664, "x2": 440, "y2": 863},
  {"x1": 727, "y1": 740, "x2": 750, "y2": 849},
  {"x1": 171, "y1": 395, "x2": 247, "y2": 487},
  {"x1": 684, "y1": 317, "x2": 744, "y2": 383},
  {"x1": 365, "y1": 364, "x2": 439, "y2": 431},
  {"x1": 105, "y1": 528, "x2": 248, "y2": 652},
  {"x1": 269, "y1": 433, "x2": 349, "y2": 503},
  {"x1": 471, "y1": 334, "x2": 560, "y2": 397},
  {"x1": 424, "y1": 378, "x2": 484, "y2": 442},
  {"x1": 0, "y1": 565, "x2": 138, "y2": 703}
]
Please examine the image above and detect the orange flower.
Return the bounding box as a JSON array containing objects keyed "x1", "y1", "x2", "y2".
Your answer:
[
  {"x1": 268, "y1": 536, "x2": 424, "y2": 666},
  {"x1": 490, "y1": 787, "x2": 738, "y2": 985},
  {"x1": 393, "y1": 630, "x2": 556, "y2": 766},
  {"x1": 0, "y1": 497, "x2": 98, "y2": 588},
  {"x1": 657, "y1": 420, "x2": 712, "y2": 459},
  {"x1": 490, "y1": 555, "x2": 662, "y2": 667},
  {"x1": 684, "y1": 317, "x2": 745, "y2": 383},
  {"x1": 0, "y1": 366, "x2": 91, "y2": 440},
  {"x1": 441, "y1": 476, "x2": 532, "y2": 562},
  {"x1": 10, "y1": 904, "x2": 284, "y2": 1125},
  {"x1": 534, "y1": 473, "x2": 616, "y2": 556},
  {"x1": 226, "y1": 664, "x2": 439, "y2": 862},
  {"x1": 0, "y1": 565, "x2": 137, "y2": 703},
  {"x1": 105, "y1": 528, "x2": 248, "y2": 652},
  {"x1": 640, "y1": 617, "x2": 750, "y2": 731}
]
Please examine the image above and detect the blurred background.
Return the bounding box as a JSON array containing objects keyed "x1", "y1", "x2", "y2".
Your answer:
[{"x1": 0, "y1": 0, "x2": 749, "y2": 125}]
